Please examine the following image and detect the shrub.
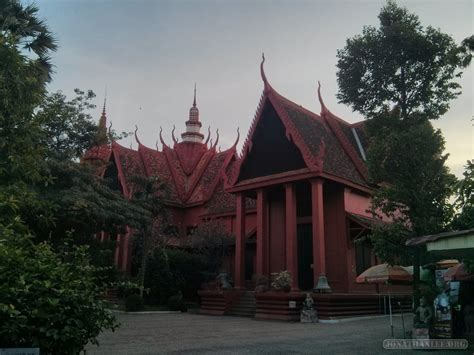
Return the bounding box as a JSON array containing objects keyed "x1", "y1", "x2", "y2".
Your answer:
[
  {"x1": 271, "y1": 270, "x2": 292, "y2": 291},
  {"x1": 116, "y1": 279, "x2": 140, "y2": 299},
  {"x1": 167, "y1": 294, "x2": 186, "y2": 312},
  {"x1": 0, "y1": 232, "x2": 118, "y2": 354},
  {"x1": 144, "y1": 249, "x2": 207, "y2": 304},
  {"x1": 125, "y1": 294, "x2": 144, "y2": 312}
]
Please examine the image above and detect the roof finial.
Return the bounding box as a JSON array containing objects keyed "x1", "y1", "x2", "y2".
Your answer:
[
  {"x1": 172, "y1": 125, "x2": 178, "y2": 144},
  {"x1": 317, "y1": 81, "x2": 329, "y2": 115},
  {"x1": 193, "y1": 82, "x2": 197, "y2": 107},
  {"x1": 231, "y1": 127, "x2": 240, "y2": 150},
  {"x1": 134, "y1": 125, "x2": 142, "y2": 145},
  {"x1": 96, "y1": 88, "x2": 108, "y2": 144},
  {"x1": 204, "y1": 126, "x2": 211, "y2": 146},
  {"x1": 159, "y1": 126, "x2": 169, "y2": 149},
  {"x1": 107, "y1": 121, "x2": 114, "y2": 143},
  {"x1": 102, "y1": 87, "x2": 107, "y2": 115},
  {"x1": 212, "y1": 129, "x2": 219, "y2": 149},
  {"x1": 260, "y1": 52, "x2": 271, "y2": 92}
]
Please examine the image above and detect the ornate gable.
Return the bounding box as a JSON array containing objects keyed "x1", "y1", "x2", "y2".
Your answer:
[{"x1": 229, "y1": 55, "x2": 370, "y2": 189}]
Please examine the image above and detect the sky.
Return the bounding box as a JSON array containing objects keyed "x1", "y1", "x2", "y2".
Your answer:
[{"x1": 39, "y1": 0, "x2": 473, "y2": 177}]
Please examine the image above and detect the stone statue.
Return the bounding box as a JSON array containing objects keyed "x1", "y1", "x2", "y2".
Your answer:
[
  {"x1": 434, "y1": 290, "x2": 451, "y2": 322},
  {"x1": 216, "y1": 272, "x2": 232, "y2": 290},
  {"x1": 300, "y1": 293, "x2": 317, "y2": 323},
  {"x1": 414, "y1": 297, "x2": 433, "y2": 327}
]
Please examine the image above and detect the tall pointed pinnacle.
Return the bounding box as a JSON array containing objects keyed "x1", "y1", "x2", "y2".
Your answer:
[
  {"x1": 96, "y1": 90, "x2": 108, "y2": 144},
  {"x1": 181, "y1": 83, "x2": 204, "y2": 143}
]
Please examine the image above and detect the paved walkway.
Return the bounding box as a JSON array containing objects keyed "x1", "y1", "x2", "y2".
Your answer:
[{"x1": 86, "y1": 312, "x2": 471, "y2": 354}]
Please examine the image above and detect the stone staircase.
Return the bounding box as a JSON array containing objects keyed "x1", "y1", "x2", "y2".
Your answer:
[{"x1": 227, "y1": 291, "x2": 256, "y2": 318}]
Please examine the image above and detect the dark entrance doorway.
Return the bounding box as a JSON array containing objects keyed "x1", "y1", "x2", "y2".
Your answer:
[
  {"x1": 245, "y1": 243, "x2": 255, "y2": 281},
  {"x1": 297, "y1": 223, "x2": 313, "y2": 290}
]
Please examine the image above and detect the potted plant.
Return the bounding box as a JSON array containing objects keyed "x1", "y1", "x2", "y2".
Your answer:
[{"x1": 271, "y1": 270, "x2": 292, "y2": 292}]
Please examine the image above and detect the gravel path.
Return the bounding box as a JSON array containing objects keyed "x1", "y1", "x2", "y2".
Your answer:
[{"x1": 86, "y1": 312, "x2": 472, "y2": 354}]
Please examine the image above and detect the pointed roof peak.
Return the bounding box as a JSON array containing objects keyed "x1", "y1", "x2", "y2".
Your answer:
[
  {"x1": 260, "y1": 52, "x2": 271, "y2": 92},
  {"x1": 102, "y1": 86, "x2": 107, "y2": 116},
  {"x1": 193, "y1": 82, "x2": 197, "y2": 107},
  {"x1": 97, "y1": 91, "x2": 108, "y2": 144},
  {"x1": 317, "y1": 81, "x2": 329, "y2": 115}
]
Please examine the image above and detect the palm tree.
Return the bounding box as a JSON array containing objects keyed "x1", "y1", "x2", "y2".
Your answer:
[{"x1": 0, "y1": 0, "x2": 57, "y2": 81}]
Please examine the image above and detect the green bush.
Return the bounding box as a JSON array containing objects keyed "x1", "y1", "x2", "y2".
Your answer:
[
  {"x1": 0, "y1": 232, "x2": 118, "y2": 354},
  {"x1": 125, "y1": 294, "x2": 144, "y2": 312},
  {"x1": 167, "y1": 294, "x2": 186, "y2": 312},
  {"x1": 143, "y1": 249, "x2": 206, "y2": 305}
]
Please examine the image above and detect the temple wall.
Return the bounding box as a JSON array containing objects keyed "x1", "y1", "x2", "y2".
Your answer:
[
  {"x1": 344, "y1": 188, "x2": 372, "y2": 217},
  {"x1": 268, "y1": 197, "x2": 286, "y2": 274},
  {"x1": 324, "y1": 183, "x2": 349, "y2": 293}
]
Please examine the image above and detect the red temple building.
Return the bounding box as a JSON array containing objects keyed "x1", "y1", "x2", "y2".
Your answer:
[{"x1": 84, "y1": 57, "x2": 411, "y2": 320}]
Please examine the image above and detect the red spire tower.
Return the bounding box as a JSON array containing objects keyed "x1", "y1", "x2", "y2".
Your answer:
[{"x1": 181, "y1": 84, "x2": 205, "y2": 143}]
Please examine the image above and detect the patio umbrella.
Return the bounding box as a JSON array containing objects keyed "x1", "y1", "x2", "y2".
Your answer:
[
  {"x1": 443, "y1": 263, "x2": 474, "y2": 282},
  {"x1": 356, "y1": 264, "x2": 413, "y2": 337}
]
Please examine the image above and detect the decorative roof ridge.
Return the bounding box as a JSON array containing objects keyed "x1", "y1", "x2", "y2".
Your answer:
[
  {"x1": 317, "y1": 83, "x2": 364, "y2": 128},
  {"x1": 319, "y1": 108, "x2": 368, "y2": 181},
  {"x1": 271, "y1": 89, "x2": 325, "y2": 124},
  {"x1": 315, "y1": 84, "x2": 368, "y2": 181},
  {"x1": 138, "y1": 141, "x2": 163, "y2": 154},
  {"x1": 135, "y1": 138, "x2": 157, "y2": 177},
  {"x1": 111, "y1": 140, "x2": 136, "y2": 152},
  {"x1": 181, "y1": 148, "x2": 216, "y2": 202},
  {"x1": 229, "y1": 90, "x2": 266, "y2": 186},
  {"x1": 204, "y1": 147, "x2": 237, "y2": 202},
  {"x1": 161, "y1": 148, "x2": 187, "y2": 202},
  {"x1": 174, "y1": 143, "x2": 207, "y2": 176}
]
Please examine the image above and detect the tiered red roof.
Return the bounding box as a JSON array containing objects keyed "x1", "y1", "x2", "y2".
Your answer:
[
  {"x1": 229, "y1": 54, "x2": 371, "y2": 190},
  {"x1": 83, "y1": 95, "x2": 240, "y2": 208},
  {"x1": 84, "y1": 56, "x2": 372, "y2": 211}
]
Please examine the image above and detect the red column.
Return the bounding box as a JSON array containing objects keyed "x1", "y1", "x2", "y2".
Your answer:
[
  {"x1": 256, "y1": 189, "x2": 268, "y2": 277},
  {"x1": 121, "y1": 229, "x2": 130, "y2": 273},
  {"x1": 311, "y1": 178, "x2": 331, "y2": 292},
  {"x1": 114, "y1": 234, "x2": 122, "y2": 269},
  {"x1": 285, "y1": 183, "x2": 299, "y2": 291},
  {"x1": 235, "y1": 193, "x2": 246, "y2": 289}
]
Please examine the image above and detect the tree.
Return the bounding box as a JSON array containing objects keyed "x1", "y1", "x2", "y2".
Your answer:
[
  {"x1": 336, "y1": 2, "x2": 469, "y2": 309},
  {"x1": 336, "y1": 1, "x2": 465, "y2": 262},
  {"x1": 0, "y1": 1, "x2": 130, "y2": 347},
  {"x1": 129, "y1": 175, "x2": 169, "y2": 297},
  {"x1": 451, "y1": 160, "x2": 474, "y2": 230},
  {"x1": 35, "y1": 89, "x2": 99, "y2": 161},
  {"x1": 0, "y1": 0, "x2": 57, "y2": 81},
  {"x1": 185, "y1": 219, "x2": 234, "y2": 276},
  {"x1": 337, "y1": 0, "x2": 470, "y2": 122},
  {"x1": 0, "y1": 227, "x2": 118, "y2": 354}
]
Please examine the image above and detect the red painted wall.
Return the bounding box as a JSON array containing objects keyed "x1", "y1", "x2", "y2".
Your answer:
[
  {"x1": 344, "y1": 188, "x2": 372, "y2": 218},
  {"x1": 268, "y1": 195, "x2": 286, "y2": 274},
  {"x1": 323, "y1": 183, "x2": 349, "y2": 293}
]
